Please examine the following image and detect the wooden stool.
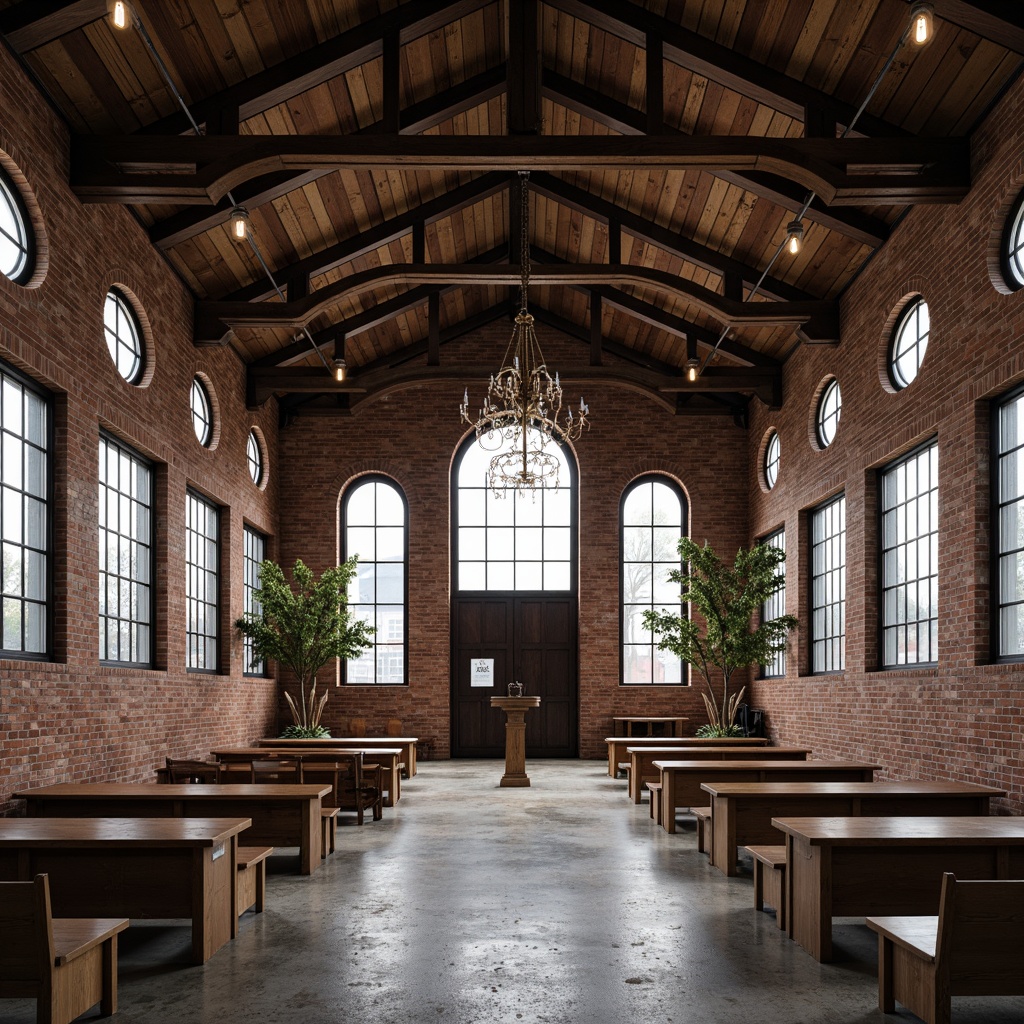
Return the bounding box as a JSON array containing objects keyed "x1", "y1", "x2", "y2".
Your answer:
[
  {"x1": 237, "y1": 846, "x2": 273, "y2": 918},
  {"x1": 617, "y1": 761, "x2": 629, "y2": 779},
  {"x1": 646, "y1": 781, "x2": 662, "y2": 825},
  {"x1": 692, "y1": 806, "x2": 712, "y2": 855},
  {"x1": 321, "y1": 807, "x2": 340, "y2": 857},
  {"x1": 746, "y1": 844, "x2": 786, "y2": 929}
]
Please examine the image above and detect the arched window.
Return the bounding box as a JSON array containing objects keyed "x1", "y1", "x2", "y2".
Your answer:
[
  {"x1": 454, "y1": 427, "x2": 575, "y2": 591},
  {"x1": 0, "y1": 166, "x2": 32, "y2": 284},
  {"x1": 343, "y1": 476, "x2": 407, "y2": 685},
  {"x1": 620, "y1": 476, "x2": 687, "y2": 685},
  {"x1": 889, "y1": 297, "x2": 929, "y2": 390},
  {"x1": 816, "y1": 378, "x2": 842, "y2": 449}
]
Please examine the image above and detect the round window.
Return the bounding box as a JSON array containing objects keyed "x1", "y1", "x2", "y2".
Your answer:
[
  {"x1": 764, "y1": 430, "x2": 780, "y2": 490},
  {"x1": 191, "y1": 377, "x2": 212, "y2": 447},
  {"x1": 103, "y1": 287, "x2": 144, "y2": 384},
  {"x1": 816, "y1": 379, "x2": 842, "y2": 449},
  {"x1": 1002, "y1": 190, "x2": 1024, "y2": 290},
  {"x1": 0, "y1": 166, "x2": 32, "y2": 284},
  {"x1": 247, "y1": 429, "x2": 263, "y2": 485},
  {"x1": 889, "y1": 297, "x2": 929, "y2": 390}
]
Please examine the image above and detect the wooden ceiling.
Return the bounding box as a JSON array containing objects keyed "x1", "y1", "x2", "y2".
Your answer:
[{"x1": 1, "y1": 0, "x2": 1021, "y2": 418}]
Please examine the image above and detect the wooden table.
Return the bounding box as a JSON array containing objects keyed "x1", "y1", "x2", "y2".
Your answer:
[
  {"x1": 211, "y1": 747, "x2": 403, "y2": 807},
  {"x1": 490, "y1": 696, "x2": 541, "y2": 787},
  {"x1": 17, "y1": 783, "x2": 329, "y2": 876},
  {"x1": 612, "y1": 716, "x2": 688, "y2": 737},
  {"x1": 258, "y1": 736, "x2": 419, "y2": 777},
  {"x1": 702, "y1": 780, "x2": 1005, "y2": 876},
  {"x1": 773, "y1": 816, "x2": 1024, "y2": 962},
  {"x1": 627, "y1": 746, "x2": 810, "y2": 803},
  {"x1": 0, "y1": 816, "x2": 249, "y2": 965},
  {"x1": 605, "y1": 736, "x2": 768, "y2": 778},
  {"x1": 653, "y1": 760, "x2": 878, "y2": 834}
]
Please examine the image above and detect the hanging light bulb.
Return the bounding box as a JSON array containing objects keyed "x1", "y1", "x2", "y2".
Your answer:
[
  {"x1": 909, "y1": 3, "x2": 934, "y2": 46},
  {"x1": 229, "y1": 206, "x2": 251, "y2": 243},
  {"x1": 786, "y1": 218, "x2": 804, "y2": 256},
  {"x1": 333, "y1": 357, "x2": 347, "y2": 383},
  {"x1": 686, "y1": 358, "x2": 700, "y2": 383},
  {"x1": 109, "y1": 0, "x2": 134, "y2": 29}
]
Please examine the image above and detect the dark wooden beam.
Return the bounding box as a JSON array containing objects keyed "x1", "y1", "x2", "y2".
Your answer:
[
  {"x1": 507, "y1": 0, "x2": 540, "y2": 134},
  {"x1": 544, "y1": 0, "x2": 908, "y2": 137},
  {"x1": 540, "y1": 69, "x2": 890, "y2": 248},
  {"x1": 147, "y1": 67, "x2": 507, "y2": 249},
  {"x1": 71, "y1": 134, "x2": 970, "y2": 206},
  {"x1": 221, "y1": 172, "x2": 508, "y2": 303},
  {"x1": 428, "y1": 292, "x2": 440, "y2": 366},
  {"x1": 139, "y1": 0, "x2": 494, "y2": 137},
  {"x1": 194, "y1": 261, "x2": 838, "y2": 345},
  {"x1": 590, "y1": 290, "x2": 603, "y2": 365},
  {"x1": 900, "y1": 0, "x2": 1024, "y2": 54},
  {"x1": 382, "y1": 31, "x2": 401, "y2": 134},
  {"x1": 530, "y1": 170, "x2": 819, "y2": 303},
  {"x1": 645, "y1": 32, "x2": 663, "y2": 135},
  {"x1": 0, "y1": 0, "x2": 105, "y2": 53}
]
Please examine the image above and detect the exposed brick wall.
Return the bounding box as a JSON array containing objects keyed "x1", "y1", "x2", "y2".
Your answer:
[
  {"x1": 278, "y1": 324, "x2": 750, "y2": 759},
  {"x1": 0, "y1": 44, "x2": 279, "y2": 815},
  {"x1": 746, "y1": 71, "x2": 1024, "y2": 814}
]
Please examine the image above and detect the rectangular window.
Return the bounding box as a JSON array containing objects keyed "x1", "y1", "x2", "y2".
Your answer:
[
  {"x1": 186, "y1": 490, "x2": 219, "y2": 671},
  {"x1": 761, "y1": 528, "x2": 786, "y2": 678},
  {"x1": 881, "y1": 441, "x2": 938, "y2": 667},
  {"x1": 243, "y1": 525, "x2": 266, "y2": 675},
  {"x1": 1, "y1": 364, "x2": 49, "y2": 656},
  {"x1": 997, "y1": 389, "x2": 1024, "y2": 657},
  {"x1": 810, "y1": 494, "x2": 845, "y2": 673},
  {"x1": 98, "y1": 434, "x2": 152, "y2": 664}
]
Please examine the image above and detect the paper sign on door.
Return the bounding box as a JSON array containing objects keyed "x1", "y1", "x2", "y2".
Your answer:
[{"x1": 470, "y1": 658, "x2": 494, "y2": 687}]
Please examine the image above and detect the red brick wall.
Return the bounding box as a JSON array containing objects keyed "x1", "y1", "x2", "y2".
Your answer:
[
  {"x1": 0, "y1": 44, "x2": 279, "y2": 815},
  {"x1": 746, "y1": 73, "x2": 1024, "y2": 813},
  {"x1": 278, "y1": 324, "x2": 750, "y2": 758}
]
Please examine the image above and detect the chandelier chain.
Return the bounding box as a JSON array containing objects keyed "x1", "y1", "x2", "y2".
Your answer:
[{"x1": 519, "y1": 170, "x2": 530, "y2": 312}]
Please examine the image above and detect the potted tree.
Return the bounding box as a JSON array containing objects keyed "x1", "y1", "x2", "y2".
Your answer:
[
  {"x1": 643, "y1": 539, "x2": 797, "y2": 737},
  {"x1": 235, "y1": 557, "x2": 375, "y2": 738}
]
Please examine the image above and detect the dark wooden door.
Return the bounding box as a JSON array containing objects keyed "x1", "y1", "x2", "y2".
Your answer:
[{"x1": 451, "y1": 594, "x2": 578, "y2": 758}]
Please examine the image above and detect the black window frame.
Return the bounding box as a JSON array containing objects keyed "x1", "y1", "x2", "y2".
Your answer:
[
  {"x1": 0, "y1": 357, "x2": 52, "y2": 660},
  {"x1": 341, "y1": 474, "x2": 409, "y2": 686},
  {"x1": 993, "y1": 381, "x2": 1024, "y2": 662},
  {"x1": 246, "y1": 429, "x2": 263, "y2": 487},
  {"x1": 190, "y1": 377, "x2": 212, "y2": 448},
  {"x1": 809, "y1": 492, "x2": 846, "y2": 674},
  {"x1": 619, "y1": 474, "x2": 688, "y2": 686},
  {"x1": 888, "y1": 297, "x2": 930, "y2": 391},
  {"x1": 98, "y1": 431, "x2": 155, "y2": 667},
  {"x1": 185, "y1": 488, "x2": 220, "y2": 673},
  {"x1": 816, "y1": 379, "x2": 842, "y2": 450},
  {"x1": 879, "y1": 438, "x2": 939, "y2": 669},
  {"x1": 102, "y1": 286, "x2": 145, "y2": 386},
  {"x1": 0, "y1": 165, "x2": 34, "y2": 286},
  {"x1": 1000, "y1": 189, "x2": 1024, "y2": 292},
  {"x1": 764, "y1": 430, "x2": 780, "y2": 490},
  {"x1": 760, "y1": 526, "x2": 787, "y2": 678},
  {"x1": 242, "y1": 523, "x2": 268, "y2": 677}
]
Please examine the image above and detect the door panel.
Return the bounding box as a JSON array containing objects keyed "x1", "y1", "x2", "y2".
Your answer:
[{"x1": 451, "y1": 594, "x2": 578, "y2": 757}]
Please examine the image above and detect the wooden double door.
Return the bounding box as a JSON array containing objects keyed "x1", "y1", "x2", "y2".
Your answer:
[{"x1": 451, "y1": 594, "x2": 578, "y2": 758}]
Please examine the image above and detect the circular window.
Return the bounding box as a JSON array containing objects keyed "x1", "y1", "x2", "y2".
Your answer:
[
  {"x1": 0, "y1": 165, "x2": 32, "y2": 284},
  {"x1": 190, "y1": 377, "x2": 212, "y2": 447},
  {"x1": 816, "y1": 379, "x2": 842, "y2": 449},
  {"x1": 1002, "y1": 191, "x2": 1024, "y2": 290},
  {"x1": 889, "y1": 297, "x2": 929, "y2": 390},
  {"x1": 247, "y1": 429, "x2": 263, "y2": 485},
  {"x1": 103, "y1": 287, "x2": 144, "y2": 383},
  {"x1": 764, "y1": 430, "x2": 780, "y2": 490}
]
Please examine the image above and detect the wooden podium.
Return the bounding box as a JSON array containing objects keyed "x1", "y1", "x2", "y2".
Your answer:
[{"x1": 490, "y1": 696, "x2": 542, "y2": 787}]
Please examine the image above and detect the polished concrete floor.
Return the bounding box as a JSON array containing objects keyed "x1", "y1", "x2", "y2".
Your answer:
[{"x1": 7, "y1": 759, "x2": 1024, "y2": 1024}]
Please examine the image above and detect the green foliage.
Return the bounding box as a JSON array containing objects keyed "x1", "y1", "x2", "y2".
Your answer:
[
  {"x1": 234, "y1": 558, "x2": 375, "y2": 729},
  {"x1": 280, "y1": 723, "x2": 332, "y2": 740},
  {"x1": 643, "y1": 538, "x2": 798, "y2": 731},
  {"x1": 696, "y1": 723, "x2": 745, "y2": 739}
]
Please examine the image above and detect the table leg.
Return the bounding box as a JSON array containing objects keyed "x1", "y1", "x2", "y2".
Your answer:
[{"x1": 662, "y1": 770, "x2": 676, "y2": 834}]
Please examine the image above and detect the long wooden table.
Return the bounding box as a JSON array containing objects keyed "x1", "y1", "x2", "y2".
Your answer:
[
  {"x1": 258, "y1": 736, "x2": 419, "y2": 777},
  {"x1": 627, "y1": 746, "x2": 810, "y2": 803},
  {"x1": 212, "y1": 747, "x2": 403, "y2": 806},
  {"x1": 702, "y1": 780, "x2": 1005, "y2": 876},
  {"x1": 605, "y1": 735, "x2": 768, "y2": 778},
  {"x1": 0, "y1": 816, "x2": 249, "y2": 964},
  {"x1": 773, "y1": 816, "x2": 1024, "y2": 962},
  {"x1": 17, "y1": 783, "x2": 329, "y2": 876},
  {"x1": 653, "y1": 760, "x2": 878, "y2": 834},
  {"x1": 612, "y1": 716, "x2": 688, "y2": 737}
]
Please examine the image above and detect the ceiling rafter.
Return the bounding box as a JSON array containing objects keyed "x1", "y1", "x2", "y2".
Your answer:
[
  {"x1": 0, "y1": 0, "x2": 106, "y2": 53},
  {"x1": 898, "y1": 0, "x2": 1024, "y2": 54},
  {"x1": 70, "y1": 134, "x2": 969, "y2": 206}
]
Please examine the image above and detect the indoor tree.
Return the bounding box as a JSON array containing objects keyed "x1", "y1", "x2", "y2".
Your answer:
[
  {"x1": 643, "y1": 538, "x2": 797, "y2": 737},
  {"x1": 234, "y1": 557, "x2": 375, "y2": 738}
]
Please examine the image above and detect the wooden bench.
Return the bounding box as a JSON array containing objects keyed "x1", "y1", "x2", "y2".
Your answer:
[
  {"x1": 237, "y1": 846, "x2": 273, "y2": 918},
  {"x1": 0, "y1": 874, "x2": 129, "y2": 1024},
  {"x1": 867, "y1": 873, "x2": 1024, "y2": 1024},
  {"x1": 692, "y1": 806, "x2": 712, "y2": 855},
  {"x1": 646, "y1": 782, "x2": 662, "y2": 825},
  {"x1": 746, "y1": 845, "x2": 786, "y2": 929}
]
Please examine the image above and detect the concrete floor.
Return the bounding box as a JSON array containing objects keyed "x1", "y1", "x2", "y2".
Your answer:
[{"x1": 7, "y1": 759, "x2": 1024, "y2": 1024}]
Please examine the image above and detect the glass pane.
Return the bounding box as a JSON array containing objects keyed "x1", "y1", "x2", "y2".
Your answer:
[
  {"x1": 347, "y1": 527, "x2": 375, "y2": 561},
  {"x1": 655, "y1": 646, "x2": 682, "y2": 684},
  {"x1": 622, "y1": 482, "x2": 652, "y2": 525},
  {"x1": 459, "y1": 528, "x2": 486, "y2": 561},
  {"x1": 377, "y1": 563, "x2": 403, "y2": 603},
  {"x1": 352, "y1": 563, "x2": 375, "y2": 603},
  {"x1": 516, "y1": 527, "x2": 542, "y2": 558},
  {"x1": 489, "y1": 562, "x2": 514, "y2": 591},
  {"x1": 515, "y1": 562, "x2": 542, "y2": 590},
  {"x1": 622, "y1": 645, "x2": 650, "y2": 684},
  {"x1": 544, "y1": 487, "x2": 571, "y2": 525},
  {"x1": 346, "y1": 483, "x2": 375, "y2": 525},
  {"x1": 376, "y1": 527, "x2": 404, "y2": 561},
  {"x1": 375, "y1": 482, "x2": 404, "y2": 525},
  {"x1": 651, "y1": 482, "x2": 682, "y2": 525},
  {"x1": 544, "y1": 561, "x2": 570, "y2": 591},
  {"x1": 459, "y1": 562, "x2": 486, "y2": 590},
  {"x1": 514, "y1": 490, "x2": 543, "y2": 526},
  {"x1": 459, "y1": 488, "x2": 485, "y2": 526},
  {"x1": 623, "y1": 527, "x2": 651, "y2": 561}
]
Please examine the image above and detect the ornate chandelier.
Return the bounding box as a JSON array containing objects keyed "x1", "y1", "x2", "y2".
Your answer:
[{"x1": 460, "y1": 171, "x2": 590, "y2": 496}]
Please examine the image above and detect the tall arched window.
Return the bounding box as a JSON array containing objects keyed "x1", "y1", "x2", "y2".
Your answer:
[
  {"x1": 454, "y1": 427, "x2": 575, "y2": 591},
  {"x1": 621, "y1": 476, "x2": 687, "y2": 685},
  {"x1": 342, "y1": 476, "x2": 407, "y2": 685}
]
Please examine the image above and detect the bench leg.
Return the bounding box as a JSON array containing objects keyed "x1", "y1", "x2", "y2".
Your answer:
[
  {"x1": 102, "y1": 935, "x2": 118, "y2": 1016},
  {"x1": 753, "y1": 859, "x2": 764, "y2": 913},
  {"x1": 878, "y1": 936, "x2": 895, "y2": 1013}
]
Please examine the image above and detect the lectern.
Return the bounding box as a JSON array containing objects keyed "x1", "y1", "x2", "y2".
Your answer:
[{"x1": 489, "y1": 696, "x2": 542, "y2": 787}]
